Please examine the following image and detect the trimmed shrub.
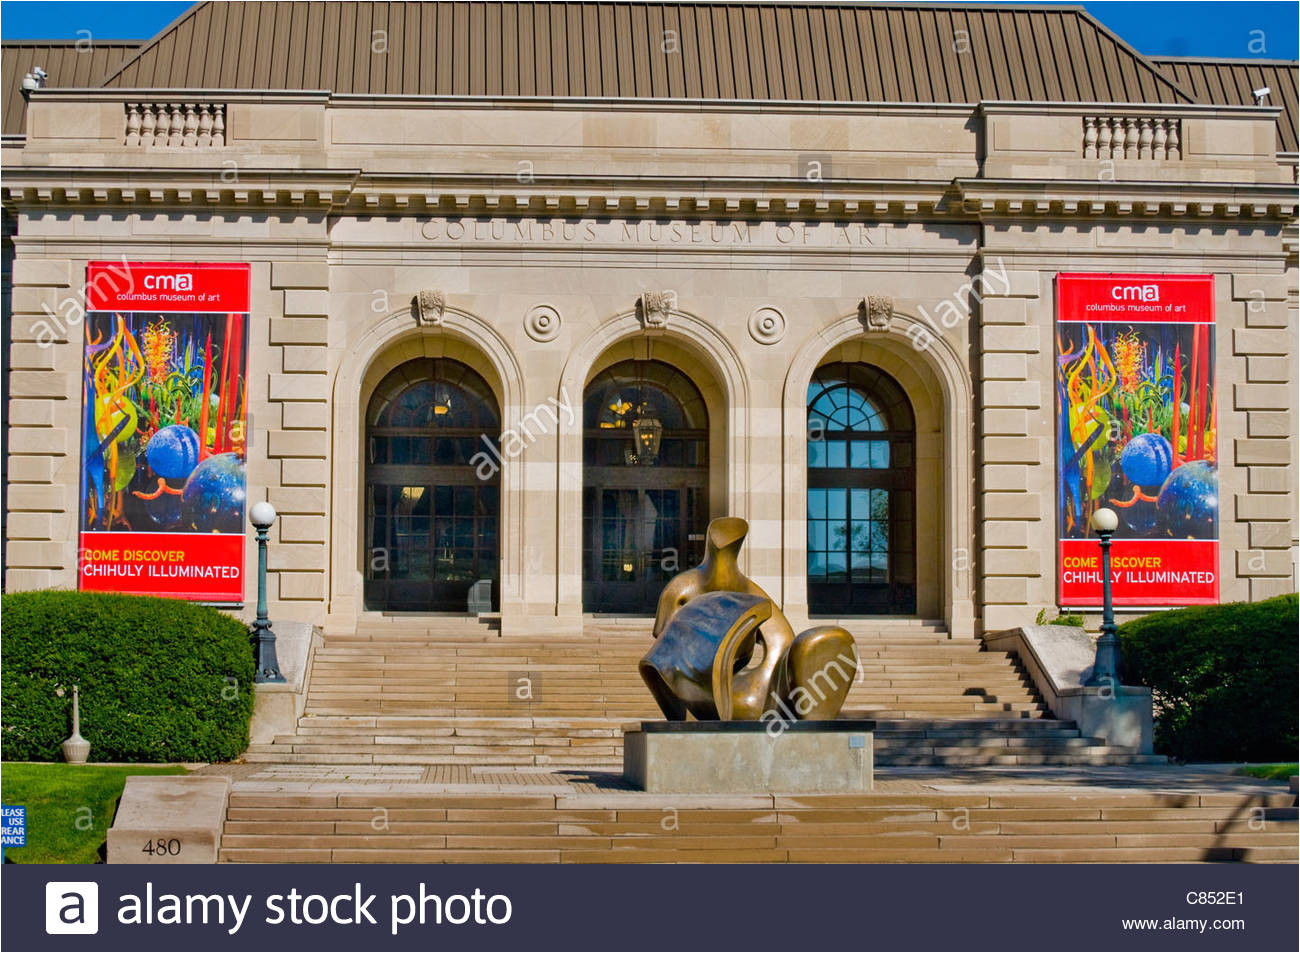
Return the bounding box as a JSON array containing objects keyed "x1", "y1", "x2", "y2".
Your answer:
[
  {"x1": 1120, "y1": 594, "x2": 1298, "y2": 763},
  {"x1": 1, "y1": 590, "x2": 254, "y2": 762}
]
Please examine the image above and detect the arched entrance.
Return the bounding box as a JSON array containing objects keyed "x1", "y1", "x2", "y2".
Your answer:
[
  {"x1": 582, "y1": 359, "x2": 709, "y2": 613},
  {"x1": 363, "y1": 357, "x2": 500, "y2": 612},
  {"x1": 806, "y1": 362, "x2": 917, "y2": 615}
]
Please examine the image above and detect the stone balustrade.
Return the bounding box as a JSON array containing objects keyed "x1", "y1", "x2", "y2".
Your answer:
[
  {"x1": 124, "y1": 102, "x2": 226, "y2": 147},
  {"x1": 1083, "y1": 115, "x2": 1181, "y2": 160}
]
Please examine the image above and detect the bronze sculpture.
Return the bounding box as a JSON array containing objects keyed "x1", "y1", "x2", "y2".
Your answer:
[{"x1": 640, "y1": 516, "x2": 858, "y2": 722}]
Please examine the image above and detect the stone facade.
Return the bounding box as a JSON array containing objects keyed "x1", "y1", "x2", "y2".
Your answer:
[{"x1": 2, "y1": 90, "x2": 1296, "y2": 637}]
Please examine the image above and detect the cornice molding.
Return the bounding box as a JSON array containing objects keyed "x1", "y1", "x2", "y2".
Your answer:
[
  {"x1": 953, "y1": 179, "x2": 1298, "y2": 221},
  {"x1": 0, "y1": 168, "x2": 360, "y2": 212},
  {"x1": 3, "y1": 168, "x2": 1296, "y2": 225}
]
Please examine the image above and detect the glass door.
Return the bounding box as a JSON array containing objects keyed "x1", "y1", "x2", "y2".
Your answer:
[
  {"x1": 583, "y1": 485, "x2": 705, "y2": 613},
  {"x1": 365, "y1": 481, "x2": 498, "y2": 612},
  {"x1": 363, "y1": 358, "x2": 502, "y2": 613},
  {"x1": 581, "y1": 359, "x2": 710, "y2": 614}
]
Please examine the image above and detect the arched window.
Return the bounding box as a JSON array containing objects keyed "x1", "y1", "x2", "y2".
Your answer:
[
  {"x1": 807, "y1": 363, "x2": 916, "y2": 615},
  {"x1": 364, "y1": 358, "x2": 500, "y2": 612},
  {"x1": 582, "y1": 360, "x2": 709, "y2": 613},
  {"x1": 583, "y1": 359, "x2": 708, "y2": 467}
]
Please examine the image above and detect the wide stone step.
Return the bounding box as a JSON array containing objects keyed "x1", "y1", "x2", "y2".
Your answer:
[
  {"x1": 875, "y1": 753, "x2": 1168, "y2": 766},
  {"x1": 280, "y1": 630, "x2": 1056, "y2": 766},
  {"x1": 219, "y1": 790, "x2": 1298, "y2": 863}
]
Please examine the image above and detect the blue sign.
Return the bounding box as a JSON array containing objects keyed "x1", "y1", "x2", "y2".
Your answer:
[{"x1": 1, "y1": 804, "x2": 26, "y2": 861}]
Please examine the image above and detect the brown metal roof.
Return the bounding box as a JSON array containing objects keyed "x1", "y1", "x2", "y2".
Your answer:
[
  {"x1": 1154, "y1": 56, "x2": 1299, "y2": 153},
  {"x1": 1, "y1": 41, "x2": 140, "y2": 135},
  {"x1": 96, "y1": 1, "x2": 1192, "y2": 104}
]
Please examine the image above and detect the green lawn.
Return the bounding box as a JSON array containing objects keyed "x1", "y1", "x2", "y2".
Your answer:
[
  {"x1": 1, "y1": 763, "x2": 188, "y2": 863},
  {"x1": 1231, "y1": 763, "x2": 1298, "y2": 781}
]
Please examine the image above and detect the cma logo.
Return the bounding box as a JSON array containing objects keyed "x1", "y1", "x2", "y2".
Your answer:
[
  {"x1": 143, "y1": 273, "x2": 193, "y2": 291},
  {"x1": 1111, "y1": 284, "x2": 1159, "y2": 302}
]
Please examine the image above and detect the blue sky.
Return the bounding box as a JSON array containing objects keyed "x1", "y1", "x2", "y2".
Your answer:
[{"x1": 0, "y1": 1, "x2": 1296, "y2": 59}]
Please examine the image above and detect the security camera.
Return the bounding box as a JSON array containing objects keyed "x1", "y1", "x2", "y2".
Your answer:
[
  {"x1": 21, "y1": 66, "x2": 47, "y2": 95},
  {"x1": 1252, "y1": 86, "x2": 1270, "y2": 105}
]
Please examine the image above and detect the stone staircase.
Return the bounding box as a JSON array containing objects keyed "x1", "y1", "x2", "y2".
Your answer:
[
  {"x1": 240, "y1": 618, "x2": 1164, "y2": 768},
  {"x1": 218, "y1": 788, "x2": 1299, "y2": 864}
]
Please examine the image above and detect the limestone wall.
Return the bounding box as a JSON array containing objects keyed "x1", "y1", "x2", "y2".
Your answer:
[{"x1": 3, "y1": 92, "x2": 1295, "y2": 636}]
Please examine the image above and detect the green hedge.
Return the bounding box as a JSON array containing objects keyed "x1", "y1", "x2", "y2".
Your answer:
[
  {"x1": 1, "y1": 590, "x2": 254, "y2": 762},
  {"x1": 1120, "y1": 594, "x2": 1298, "y2": 763}
]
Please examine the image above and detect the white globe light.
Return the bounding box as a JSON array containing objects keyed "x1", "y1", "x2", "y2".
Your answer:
[
  {"x1": 249, "y1": 501, "x2": 278, "y2": 529},
  {"x1": 1091, "y1": 507, "x2": 1119, "y2": 534}
]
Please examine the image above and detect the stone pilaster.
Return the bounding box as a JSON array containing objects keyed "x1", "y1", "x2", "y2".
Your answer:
[
  {"x1": 5, "y1": 258, "x2": 77, "y2": 591},
  {"x1": 263, "y1": 260, "x2": 331, "y2": 610},
  {"x1": 976, "y1": 265, "x2": 1049, "y2": 633},
  {"x1": 1226, "y1": 273, "x2": 1298, "y2": 600}
]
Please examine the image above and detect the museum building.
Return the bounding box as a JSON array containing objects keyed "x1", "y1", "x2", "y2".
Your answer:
[{"x1": 1, "y1": 1, "x2": 1297, "y2": 640}]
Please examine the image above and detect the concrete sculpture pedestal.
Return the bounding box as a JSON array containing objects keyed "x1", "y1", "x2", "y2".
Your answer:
[{"x1": 623, "y1": 720, "x2": 874, "y2": 793}]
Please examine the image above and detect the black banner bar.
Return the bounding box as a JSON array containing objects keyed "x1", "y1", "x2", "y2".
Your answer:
[{"x1": 4, "y1": 863, "x2": 1297, "y2": 952}]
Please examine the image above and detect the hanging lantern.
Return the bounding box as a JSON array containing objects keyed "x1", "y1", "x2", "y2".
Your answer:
[
  {"x1": 433, "y1": 383, "x2": 453, "y2": 416},
  {"x1": 631, "y1": 411, "x2": 663, "y2": 465}
]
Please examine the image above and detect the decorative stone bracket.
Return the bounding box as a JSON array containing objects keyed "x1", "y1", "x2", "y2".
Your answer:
[
  {"x1": 411, "y1": 288, "x2": 446, "y2": 326},
  {"x1": 1083, "y1": 116, "x2": 1181, "y2": 160},
  {"x1": 860, "y1": 295, "x2": 893, "y2": 331},
  {"x1": 125, "y1": 102, "x2": 226, "y2": 147},
  {"x1": 637, "y1": 290, "x2": 676, "y2": 330}
]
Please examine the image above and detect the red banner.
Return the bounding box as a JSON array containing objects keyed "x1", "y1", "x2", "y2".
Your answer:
[
  {"x1": 78, "y1": 532, "x2": 244, "y2": 602},
  {"x1": 86, "y1": 261, "x2": 251, "y2": 313},
  {"x1": 1058, "y1": 540, "x2": 1218, "y2": 606},
  {"x1": 1055, "y1": 274, "x2": 1218, "y2": 608},
  {"x1": 79, "y1": 262, "x2": 250, "y2": 603},
  {"x1": 1055, "y1": 273, "x2": 1214, "y2": 324}
]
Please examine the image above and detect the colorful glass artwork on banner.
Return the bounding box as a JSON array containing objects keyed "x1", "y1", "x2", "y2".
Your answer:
[
  {"x1": 1056, "y1": 274, "x2": 1218, "y2": 607},
  {"x1": 78, "y1": 262, "x2": 251, "y2": 601}
]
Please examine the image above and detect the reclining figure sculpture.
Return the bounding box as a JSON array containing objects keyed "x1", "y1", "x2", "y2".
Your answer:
[{"x1": 639, "y1": 517, "x2": 859, "y2": 721}]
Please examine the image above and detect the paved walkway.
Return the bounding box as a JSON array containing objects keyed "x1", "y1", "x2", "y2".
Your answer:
[{"x1": 195, "y1": 760, "x2": 1293, "y2": 797}]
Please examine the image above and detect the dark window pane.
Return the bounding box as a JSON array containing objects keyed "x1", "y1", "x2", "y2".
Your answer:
[{"x1": 434, "y1": 485, "x2": 453, "y2": 513}]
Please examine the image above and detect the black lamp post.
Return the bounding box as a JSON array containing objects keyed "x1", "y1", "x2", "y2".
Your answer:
[
  {"x1": 1084, "y1": 506, "x2": 1120, "y2": 688},
  {"x1": 250, "y1": 500, "x2": 285, "y2": 683}
]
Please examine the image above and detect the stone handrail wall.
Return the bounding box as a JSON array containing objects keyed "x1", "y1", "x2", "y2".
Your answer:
[
  {"x1": 1083, "y1": 115, "x2": 1181, "y2": 160},
  {"x1": 125, "y1": 102, "x2": 226, "y2": 147}
]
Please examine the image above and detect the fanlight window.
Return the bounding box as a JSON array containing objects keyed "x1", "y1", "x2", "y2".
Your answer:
[
  {"x1": 367, "y1": 358, "x2": 499, "y2": 431},
  {"x1": 584, "y1": 360, "x2": 708, "y2": 433},
  {"x1": 583, "y1": 360, "x2": 708, "y2": 469},
  {"x1": 366, "y1": 358, "x2": 500, "y2": 468},
  {"x1": 807, "y1": 363, "x2": 914, "y2": 435}
]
